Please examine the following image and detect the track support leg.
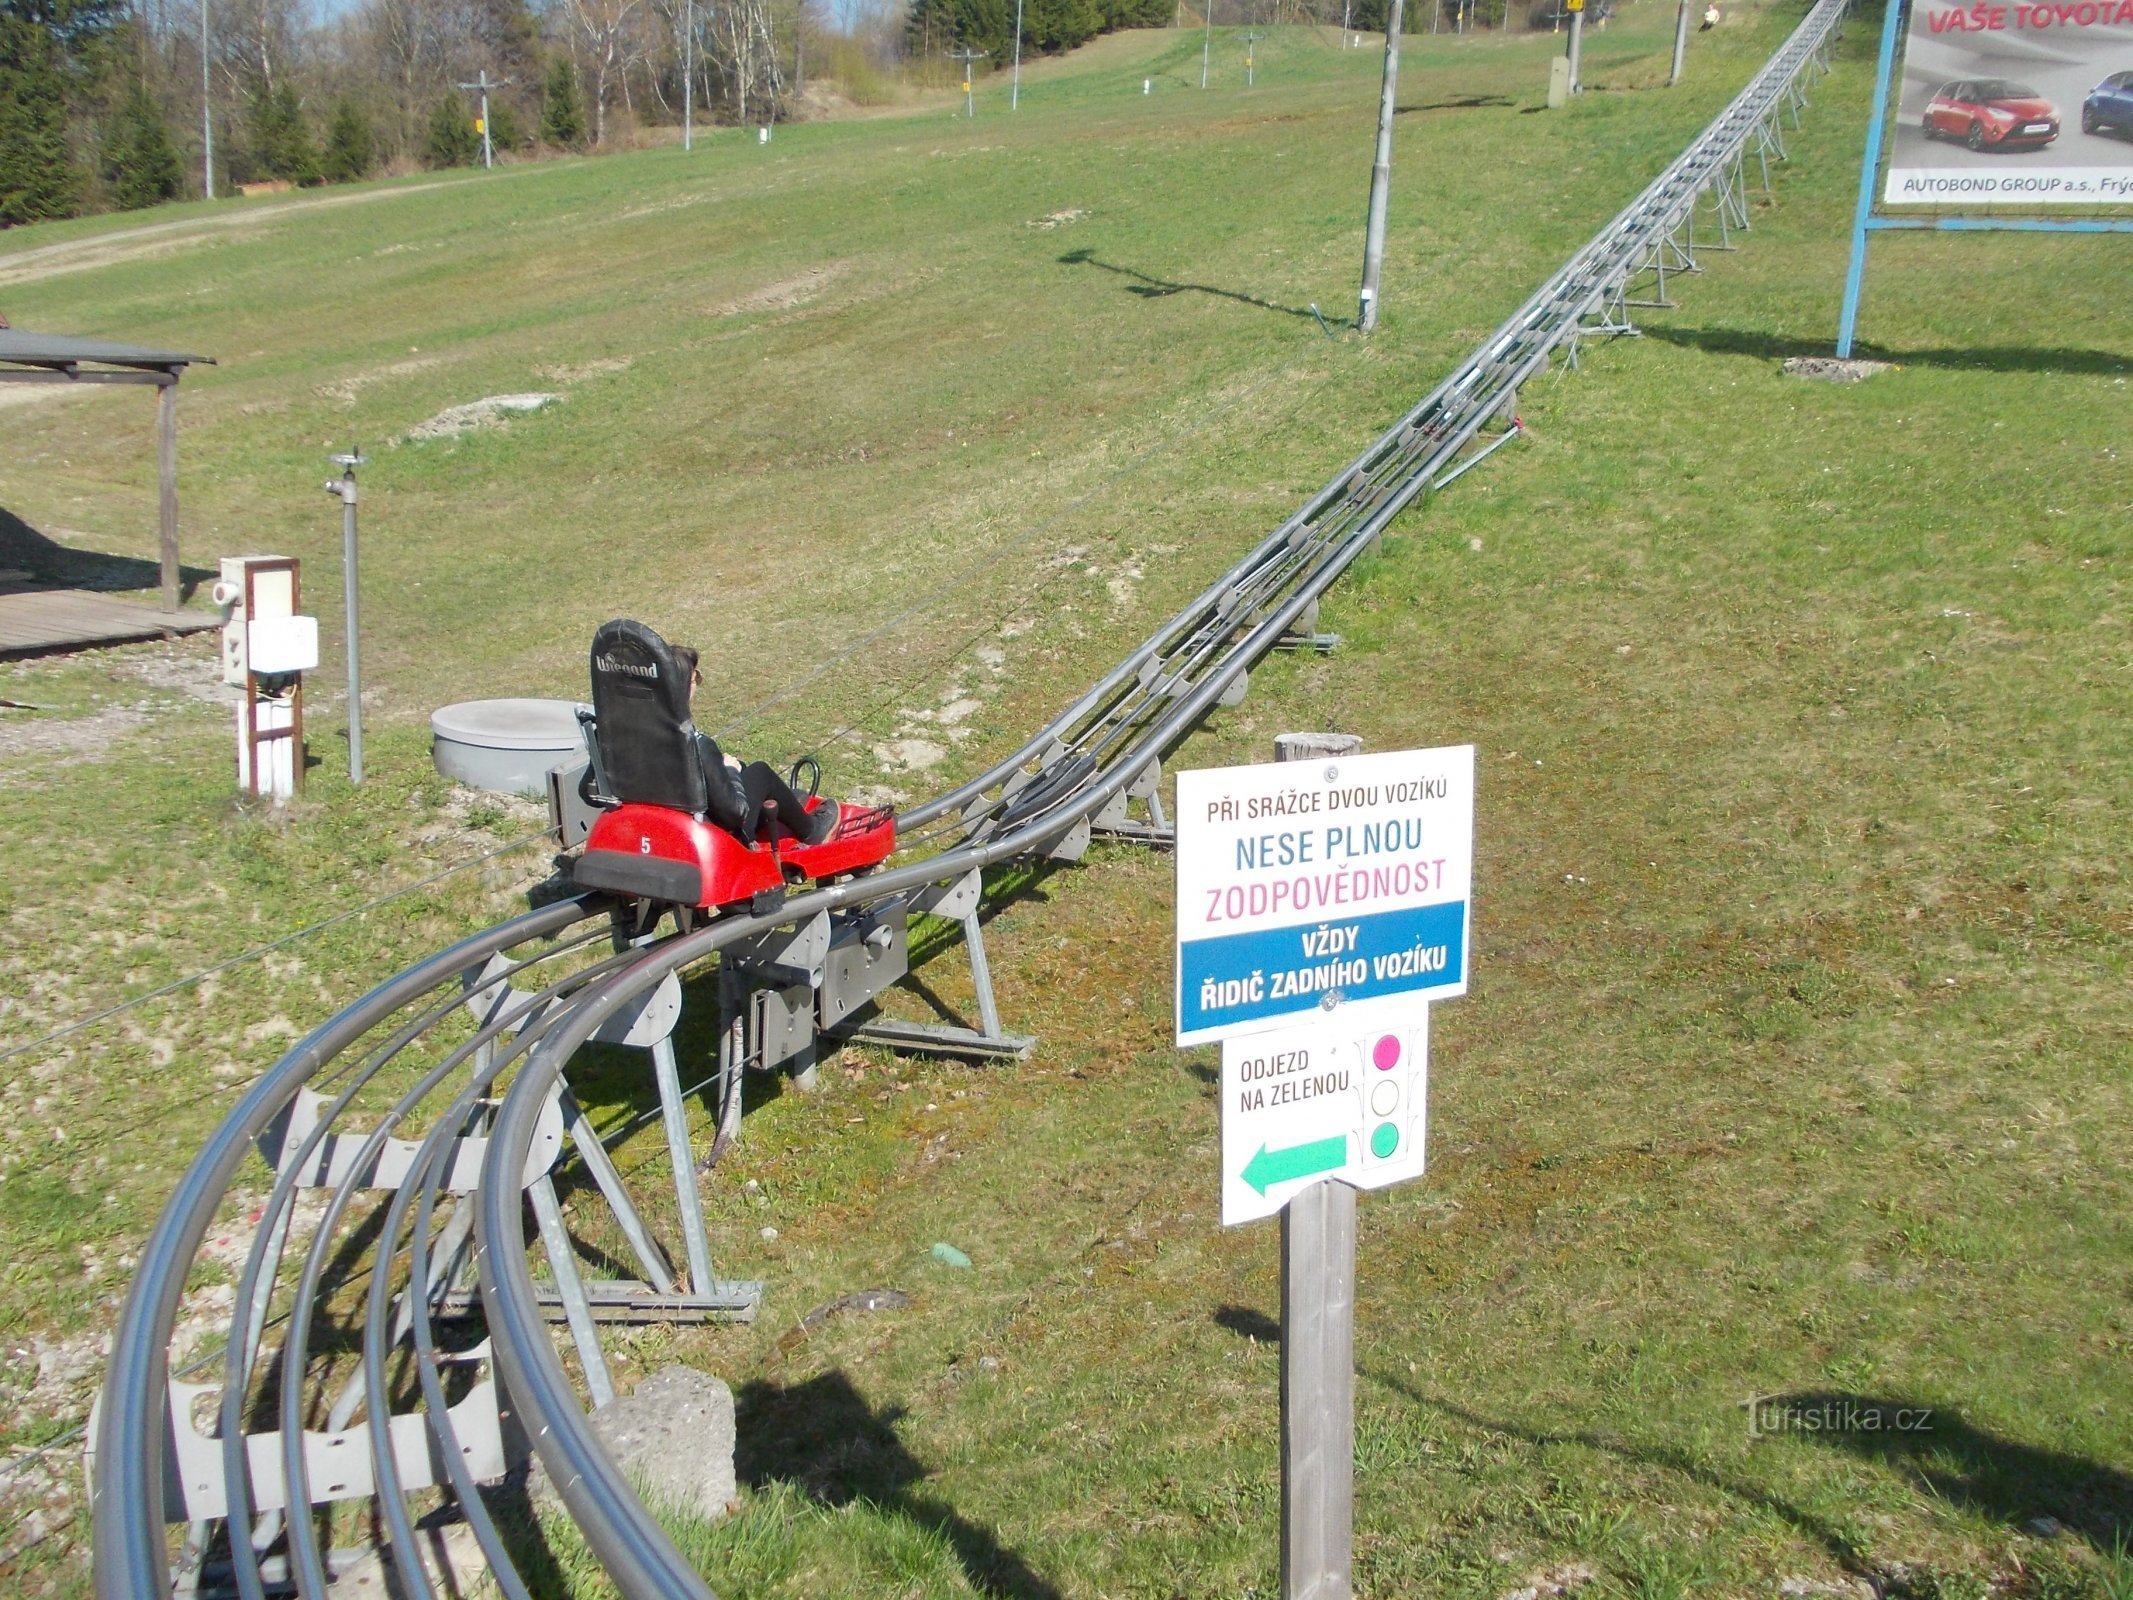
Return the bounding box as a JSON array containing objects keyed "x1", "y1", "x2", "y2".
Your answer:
[{"x1": 529, "y1": 1172, "x2": 615, "y2": 1408}]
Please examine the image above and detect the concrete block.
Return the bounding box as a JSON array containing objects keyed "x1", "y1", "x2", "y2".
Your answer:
[{"x1": 533, "y1": 1364, "x2": 738, "y2": 1523}]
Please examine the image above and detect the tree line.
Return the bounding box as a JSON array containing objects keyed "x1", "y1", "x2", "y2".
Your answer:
[
  {"x1": 903, "y1": 0, "x2": 1170, "y2": 66},
  {"x1": 1, "y1": 0, "x2": 1405, "y2": 228}
]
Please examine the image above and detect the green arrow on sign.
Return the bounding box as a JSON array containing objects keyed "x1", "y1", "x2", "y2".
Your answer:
[{"x1": 1241, "y1": 1134, "x2": 1348, "y2": 1195}]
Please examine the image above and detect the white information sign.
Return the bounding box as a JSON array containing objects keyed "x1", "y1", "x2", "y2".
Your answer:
[
  {"x1": 1221, "y1": 1005, "x2": 1429, "y2": 1226},
  {"x1": 1174, "y1": 744, "x2": 1474, "y2": 1047}
]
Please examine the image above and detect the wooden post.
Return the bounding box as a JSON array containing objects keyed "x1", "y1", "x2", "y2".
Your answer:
[
  {"x1": 1282, "y1": 1181, "x2": 1357, "y2": 1600},
  {"x1": 1274, "y1": 729, "x2": 1363, "y2": 1600},
  {"x1": 156, "y1": 376, "x2": 179, "y2": 612}
]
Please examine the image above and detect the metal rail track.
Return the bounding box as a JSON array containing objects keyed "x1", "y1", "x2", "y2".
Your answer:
[{"x1": 94, "y1": 6, "x2": 1847, "y2": 1593}]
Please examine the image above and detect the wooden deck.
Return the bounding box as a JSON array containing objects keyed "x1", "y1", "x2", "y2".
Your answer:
[{"x1": 0, "y1": 586, "x2": 218, "y2": 656}]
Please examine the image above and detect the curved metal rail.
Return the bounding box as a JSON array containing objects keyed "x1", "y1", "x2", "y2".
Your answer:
[{"x1": 95, "y1": 5, "x2": 1847, "y2": 1593}]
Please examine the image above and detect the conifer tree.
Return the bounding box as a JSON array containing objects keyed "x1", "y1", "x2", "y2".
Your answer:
[
  {"x1": 0, "y1": 13, "x2": 80, "y2": 224},
  {"x1": 321, "y1": 99, "x2": 374, "y2": 183},
  {"x1": 486, "y1": 95, "x2": 523, "y2": 154},
  {"x1": 250, "y1": 79, "x2": 321, "y2": 184},
  {"x1": 103, "y1": 79, "x2": 182, "y2": 210},
  {"x1": 539, "y1": 58, "x2": 585, "y2": 150},
  {"x1": 424, "y1": 93, "x2": 481, "y2": 168}
]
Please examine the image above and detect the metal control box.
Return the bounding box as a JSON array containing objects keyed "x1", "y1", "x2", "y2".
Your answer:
[{"x1": 818, "y1": 905, "x2": 910, "y2": 1030}]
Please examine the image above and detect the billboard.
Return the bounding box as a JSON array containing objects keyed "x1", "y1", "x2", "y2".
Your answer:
[{"x1": 1883, "y1": 0, "x2": 2133, "y2": 205}]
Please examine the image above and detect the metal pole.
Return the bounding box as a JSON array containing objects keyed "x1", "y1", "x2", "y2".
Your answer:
[
  {"x1": 199, "y1": 0, "x2": 213, "y2": 199},
  {"x1": 1012, "y1": 0, "x2": 1025, "y2": 108},
  {"x1": 949, "y1": 47, "x2": 984, "y2": 116},
  {"x1": 651, "y1": 1036, "x2": 716, "y2": 1295},
  {"x1": 1836, "y1": 0, "x2": 1904, "y2": 357},
  {"x1": 684, "y1": 0, "x2": 694, "y2": 150},
  {"x1": 1203, "y1": 0, "x2": 1213, "y2": 87},
  {"x1": 458, "y1": 72, "x2": 510, "y2": 168},
  {"x1": 1567, "y1": 7, "x2": 1583, "y2": 93},
  {"x1": 1273, "y1": 731, "x2": 1360, "y2": 1600},
  {"x1": 325, "y1": 453, "x2": 366, "y2": 784},
  {"x1": 1670, "y1": 0, "x2": 1690, "y2": 84},
  {"x1": 963, "y1": 913, "x2": 1003, "y2": 1040},
  {"x1": 1245, "y1": 29, "x2": 1260, "y2": 88},
  {"x1": 1357, "y1": 0, "x2": 1404, "y2": 332}
]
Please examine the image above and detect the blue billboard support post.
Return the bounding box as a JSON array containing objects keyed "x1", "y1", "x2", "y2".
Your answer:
[{"x1": 1834, "y1": 0, "x2": 1904, "y2": 357}]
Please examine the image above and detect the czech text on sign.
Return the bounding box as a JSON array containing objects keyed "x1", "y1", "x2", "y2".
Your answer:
[
  {"x1": 1221, "y1": 1007, "x2": 1428, "y2": 1225},
  {"x1": 1174, "y1": 745, "x2": 1474, "y2": 1047}
]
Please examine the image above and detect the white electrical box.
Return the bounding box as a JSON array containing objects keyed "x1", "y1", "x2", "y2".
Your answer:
[
  {"x1": 248, "y1": 615, "x2": 319, "y2": 675},
  {"x1": 218, "y1": 555, "x2": 297, "y2": 686}
]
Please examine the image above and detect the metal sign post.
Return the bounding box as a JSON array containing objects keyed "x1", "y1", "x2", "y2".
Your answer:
[
  {"x1": 324, "y1": 452, "x2": 367, "y2": 785},
  {"x1": 1244, "y1": 29, "x2": 1263, "y2": 88},
  {"x1": 456, "y1": 71, "x2": 511, "y2": 168},
  {"x1": 1358, "y1": 0, "x2": 1407, "y2": 332},
  {"x1": 947, "y1": 47, "x2": 988, "y2": 117},
  {"x1": 1177, "y1": 735, "x2": 1475, "y2": 1600}
]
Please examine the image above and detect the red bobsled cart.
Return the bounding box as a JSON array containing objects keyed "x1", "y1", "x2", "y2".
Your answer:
[{"x1": 570, "y1": 619, "x2": 895, "y2": 911}]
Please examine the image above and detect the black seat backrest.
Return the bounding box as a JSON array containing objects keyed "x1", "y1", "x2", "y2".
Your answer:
[{"x1": 587, "y1": 619, "x2": 710, "y2": 814}]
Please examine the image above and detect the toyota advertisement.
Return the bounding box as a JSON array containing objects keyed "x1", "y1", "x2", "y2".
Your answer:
[{"x1": 1884, "y1": 0, "x2": 2133, "y2": 204}]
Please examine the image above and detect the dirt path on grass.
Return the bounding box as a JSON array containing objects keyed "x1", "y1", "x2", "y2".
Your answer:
[{"x1": 0, "y1": 172, "x2": 504, "y2": 289}]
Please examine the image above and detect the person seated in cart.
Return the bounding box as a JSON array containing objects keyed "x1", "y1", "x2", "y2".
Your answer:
[
  {"x1": 674, "y1": 641, "x2": 842, "y2": 846},
  {"x1": 573, "y1": 619, "x2": 894, "y2": 909}
]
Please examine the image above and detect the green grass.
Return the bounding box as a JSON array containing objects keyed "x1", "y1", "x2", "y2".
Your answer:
[{"x1": 4, "y1": 2, "x2": 2132, "y2": 1594}]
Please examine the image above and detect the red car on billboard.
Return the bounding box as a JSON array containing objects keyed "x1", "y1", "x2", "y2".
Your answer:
[{"x1": 1921, "y1": 79, "x2": 2061, "y2": 150}]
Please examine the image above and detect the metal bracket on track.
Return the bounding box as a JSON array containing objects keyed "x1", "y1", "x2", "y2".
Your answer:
[
  {"x1": 1092, "y1": 758, "x2": 1173, "y2": 849},
  {"x1": 1273, "y1": 597, "x2": 1343, "y2": 656},
  {"x1": 844, "y1": 869, "x2": 1036, "y2": 1061}
]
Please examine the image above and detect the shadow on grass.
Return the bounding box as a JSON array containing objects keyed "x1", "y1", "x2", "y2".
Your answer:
[
  {"x1": 1396, "y1": 94, "x2": 1515, "y2": 113},
  {"x1": 880, "y1": 857, "x2": 1064, "y2": 1035},
  {"x1": 0, "y1": 504, "x2": 215, "y2": 596},
  {"x1": 1213, "y1": 1304, "x2": 1281, "y2": 1343},
  {"x1": 1767, "y1": 1391, "x2": 2133, "y2": 1556},
  {"x1": 1058, "y1": 248, "x2": 1328, "y2": 326},
  {"x1": 735, "y1": 1370, "x2": 1063, "y2": 1599},
  {"x1": 1379, "y1": 1379, "x2": 1880, "y2": 1580},
  {"x1": 1641, "y1": 323, "x2": 2133, "y2": 376},
  {"x1": 1383, "y1": 1379, "x2": 2133, "y2": 1579},
  {"x1": 482, "y1": 1471, "x2": 597, "y2": 1600}
]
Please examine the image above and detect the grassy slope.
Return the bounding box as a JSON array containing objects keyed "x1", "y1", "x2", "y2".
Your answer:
[
  {"x1": 5, "y1": 3, "x2": 2132, "y2": 1595},
  {"x1": 0, "y1": 2, "x2": 1768, "y2": 1345}
]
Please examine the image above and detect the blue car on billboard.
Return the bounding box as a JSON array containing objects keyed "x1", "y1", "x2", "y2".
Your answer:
[{"x1": 2085, "y1": 70, "x2": 2133, "y2": 138}]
